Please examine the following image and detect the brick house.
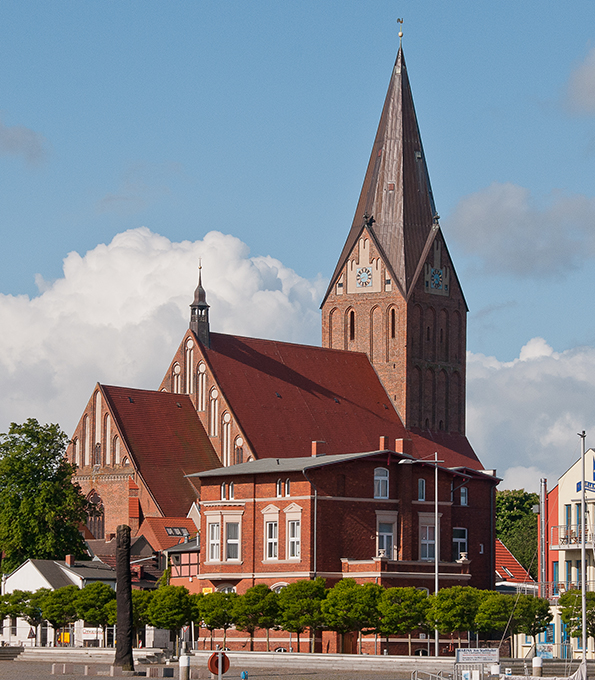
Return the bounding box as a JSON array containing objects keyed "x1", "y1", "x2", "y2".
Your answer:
[{"x1": 188, "y1": 444, "x2": 497, "y2": 596}]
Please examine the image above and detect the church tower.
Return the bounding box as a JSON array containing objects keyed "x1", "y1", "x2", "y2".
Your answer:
[
  {"x1": 190, "y1": 264, "x2": 210, "y2": 348},
  {"x1": 321, "y1": 47, "x2": 468, "y2": 435}
]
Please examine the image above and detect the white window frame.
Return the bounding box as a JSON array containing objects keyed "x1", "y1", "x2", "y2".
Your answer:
[
  {"x1": 376, "y1": 510, "x2": 398, "y2": 560},
  {"x1": 262, "y1": 504, "x2": 280, "y2": 562},
  {"x1": 460, "y1": 486, "x2": 468, "y2": 506},
  {"x1": 226, "y1": 521, "x2": 240, "y2": 560},
  {"x1": 208, "y1": 522, "x2": 220, "y2": 561},
  {"x1": 284, "y1": 503, "x2": 303, "y2": 561},
  {"x1": 419, "y1": 511, "x2": 441, "y2": 562},
  {"x1": 452, "y1": 527, "x2": 468, "y2": 560},
  {"x1": 266, "y1": 521, "x2": 278, "y2": 559},
  {"x1": 418, "y1": 478, "x2": 426, "y2": 501},
  {"x1": 374, "y1": 467, "x2": 389, "y2": 499},
  {"x1": 205, "y1": 508, "x2": 244, "y2": 563},
  {"x1": 288, "y1": 520, "x2": 300, "y2": 559},
  {"x1": 285, "y1": 479, "x2": 290, "y2": 497}
]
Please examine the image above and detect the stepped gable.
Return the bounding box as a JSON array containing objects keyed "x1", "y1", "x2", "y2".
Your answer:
[
  {"x1": 101, "y1": 385, "x2": 221, "y2": 516},
  {"x1": 325, "y1": 46, "x2": 439, "y2": 301}
]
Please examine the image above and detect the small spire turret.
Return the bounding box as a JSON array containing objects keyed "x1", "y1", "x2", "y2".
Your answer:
[{"x1": 190, "y1": 262, "x2": 210, "y2": 347}]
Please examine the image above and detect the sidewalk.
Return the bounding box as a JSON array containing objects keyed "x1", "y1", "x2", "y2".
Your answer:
[{"x1": 0, "y1": 660, "x2": 411, "y2": 680}]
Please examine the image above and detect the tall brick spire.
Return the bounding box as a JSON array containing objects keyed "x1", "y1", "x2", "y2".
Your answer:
[
  {"x1": 322, "y1": 46, "x2": 468, "y2": 436},
  {"x1": 324, "y1": 47, "x2": 438, "y2": 301}
]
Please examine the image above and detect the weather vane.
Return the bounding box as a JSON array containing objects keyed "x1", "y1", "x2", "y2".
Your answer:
[{"x1": 397, "y1": 18, "x2": 403, "y2": 45}]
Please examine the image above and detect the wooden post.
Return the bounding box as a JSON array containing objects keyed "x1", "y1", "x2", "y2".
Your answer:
[{"x1": 114, "y1": 524, "x2": 134, "y2": 671}]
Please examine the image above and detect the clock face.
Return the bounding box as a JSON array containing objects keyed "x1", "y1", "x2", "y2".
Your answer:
[
  {"x1": 430, "y1": 268, "x2": 443, "y2": 290},
  {"x1": 356, "y1": 267, "x2": 372, "y2": 287}
]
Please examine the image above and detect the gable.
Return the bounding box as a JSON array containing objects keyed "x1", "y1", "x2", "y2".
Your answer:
[{"x1": 102, "y1": 385, "x2": 221, "y2": 516}]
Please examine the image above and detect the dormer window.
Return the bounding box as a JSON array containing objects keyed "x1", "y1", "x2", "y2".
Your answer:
[{"x1": 374, "y1": 467, "x2": 389, "y2": 499}]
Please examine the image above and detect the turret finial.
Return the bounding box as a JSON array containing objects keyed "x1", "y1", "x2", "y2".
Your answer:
[
  {"x1": 190, "y1": 260, "x2": 210, "y2": 347},
  {"x1": 397, "y1": 18, "x2": 403, "y2": 46}
]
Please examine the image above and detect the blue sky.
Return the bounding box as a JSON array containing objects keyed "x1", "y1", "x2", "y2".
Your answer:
[{"x1": 2, "y1": 1, "x2": 595, "y2": 489}]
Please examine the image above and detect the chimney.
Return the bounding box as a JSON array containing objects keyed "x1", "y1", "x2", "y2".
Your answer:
[
  {"x1": 311, "y1": 441, "x2": 325, "y2": 457},
  {"x1": 65, "y1": 554, "x2": 75, "y2": 567},
  {"x1": 395, "y1": 438, "x2": 413, "y2": 456},
  {"x1": 379, "y1": 435, "x2": 389, "y2": 450}
]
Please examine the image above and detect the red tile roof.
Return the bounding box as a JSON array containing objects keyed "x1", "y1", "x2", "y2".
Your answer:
[
  {"x1": 101, "y1": 385, "x2": 222, "y2": 517},
  {"x1": 495, "y1": 538, "x2": 534, "y2": 583},
  {"x1": 136, "y1": 516, "x2": 198, "y2": 552},
  {"x1": 202, "y1": 333, "x2": 483, "y2": 469}
]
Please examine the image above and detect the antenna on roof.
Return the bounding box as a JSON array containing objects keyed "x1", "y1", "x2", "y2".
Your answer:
[{"x1": 397, "y1": 18, "x2": 404, "y2": 46}]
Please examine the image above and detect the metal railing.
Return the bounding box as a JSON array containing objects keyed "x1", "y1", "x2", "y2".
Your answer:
[
  {"x1": 412, "y1": 671, "x2": 452, "y2": 680},
  {"x1": 550, "y1": 525, "x2": 595, "y2": 549}
]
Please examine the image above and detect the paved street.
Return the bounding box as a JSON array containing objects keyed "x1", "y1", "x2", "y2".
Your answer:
[{"x1": 0, "y1": 660, "x2": 410, "y2": 680}]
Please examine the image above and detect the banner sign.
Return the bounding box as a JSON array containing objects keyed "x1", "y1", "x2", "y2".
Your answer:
[{"x1": 456, "y1": 648, "x2": 499, "y2": 664}]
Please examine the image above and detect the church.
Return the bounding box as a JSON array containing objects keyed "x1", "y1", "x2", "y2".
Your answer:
[{"x1": 66, "y1": 45, "x2": 498, "y2": 593}]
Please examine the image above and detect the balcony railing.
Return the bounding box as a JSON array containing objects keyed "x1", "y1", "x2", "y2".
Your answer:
[
  {"x1": 550, "y1": 524, "x2": 595, "y2": 550},
  {"x1": 537, "y1": 581, "x2": 595, "y2": 602}
]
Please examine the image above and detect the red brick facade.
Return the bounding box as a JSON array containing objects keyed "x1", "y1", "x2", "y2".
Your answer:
[
  {"x1": 189, "y1": 449, "x2": 496, "y2": 596},
  {"x1": 322, "y1": 231, "x2": 466, "y2": 434}
]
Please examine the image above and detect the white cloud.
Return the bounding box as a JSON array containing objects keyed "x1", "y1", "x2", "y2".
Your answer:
[
  {"x1": 467, "y1": 338, "x2": 595, "y2": 493},
  {"x1": 0, "y1": 227, "x2": 324, "y2": 436},
  {"x1": 0, "y1": 118, "x2": 47, "y2": 165},
  {"x1": 444, "y1": 182, "x2": 595, "y2": 277},
  {"x1": 566, "y1": 47, "x2": 595, "y2": 115}
]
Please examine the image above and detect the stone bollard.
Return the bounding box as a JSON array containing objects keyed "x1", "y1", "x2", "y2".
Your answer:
[
  {"x1": 110, "y1": 666, "x2": 123, "y2": 677},
  {"x1": 180, "y1": 654, "x2": 190, "y2": 680},
  {"x1": 84, "y1": 666, "x2": 97, "y2": 676},
  {"x1": 532, "y1": 656, "x2": 543, "y2": 677},
  {"x1": 51, "y1": 663, "x2": 73, "y2": 675}
]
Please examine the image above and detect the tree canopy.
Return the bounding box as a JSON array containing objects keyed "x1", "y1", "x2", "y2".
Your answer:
[
  {"x1": 277, "y1": 577, "x2": 327, "y2": 652},
  {"x1": 0, "y1": 419, "x2": 93, "y2": 573},
  {"x1": 496, "y1": 489, "x2": 539, "y2": 579}
]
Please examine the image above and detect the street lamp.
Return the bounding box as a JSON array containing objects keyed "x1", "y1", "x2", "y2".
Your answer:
[{"x1": 399, "y1": 451, "x2": 443, "y2": 657}]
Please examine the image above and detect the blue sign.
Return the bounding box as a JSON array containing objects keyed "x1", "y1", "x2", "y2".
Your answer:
[{"x1": 576, "y1": 481, "x2": 595, "y2": 492}]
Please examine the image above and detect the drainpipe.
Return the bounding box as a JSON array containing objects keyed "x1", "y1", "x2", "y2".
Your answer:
[{"x1": 302, "y1": 469, "x2": 318, "y2": 578}]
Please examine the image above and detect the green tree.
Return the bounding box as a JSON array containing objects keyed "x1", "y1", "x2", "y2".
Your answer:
[
  {"x1": 233, "y1": 584, "x2": 279, "y2": 651},
  {"x1": 558, "y1": 590, "x2": 595, "y2": 641},
  {"x1": 147, "y1": 585, "x2": 192, "y2": 655},
  {"x1": 76, "y1": 582, "x2": 116, "y2": 646},
  {"x1": 2, "y1": 589, "x2": 50, "y2": 645},
  {"x1": 515, "y1": 594, "x2": 553, "y2": 650},
  {"x1": 426, "y1": 586, "x2": 482, "y2": 647},
  {"x1": 496, "y1": 489, "x2": 539, "y2": 579},
  {"x1": 321, "y1": 579, "x2": 383, "y2": 654},
  {"x1": 378, "y1": 587, "x2": 429, "y2": 655},
  {"x1": 475, "y1": 591, "x2": 516, "y2": 640},
  {"x1": 198, "y1": 591, "x2": 238, "y2": 650},
  {"x1": 278, "y1": 578, "x2": 327, "y2": 652},
  {"x1": 0, "y1": 419, "x2": 93, "y2": 573},
  {"x1": 41, "y1": 585, "x2": 80, "y2": 646}
]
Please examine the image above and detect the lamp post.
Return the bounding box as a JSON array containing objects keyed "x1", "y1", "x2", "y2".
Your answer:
[
  {"x1": 399, "y1": 451, "x2": 443, "y2": 657},
  {"x1": 579, "y1": 430, "x2": 587, "y2": 661}
]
